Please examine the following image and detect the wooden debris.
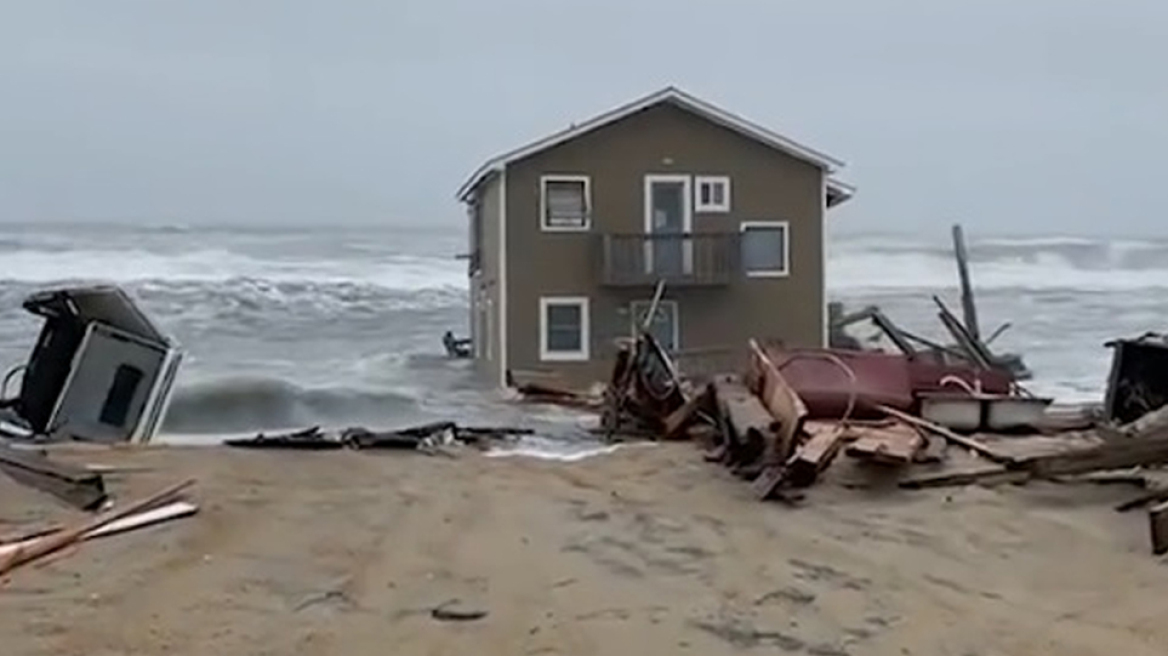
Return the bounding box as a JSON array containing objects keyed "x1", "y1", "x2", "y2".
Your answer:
[
  {"x1": 845, "y1": 423, "x2": 925, "y2": 466},
  {"x1": 874, "y1": 404, "x2": 1013, "y2": 464},
  {"x1": 1117, "y1": 487, "x2": 1168, "y2": 512},
  {"x1": 747, "y1": 339, "x2": 808, "y2": 465},
  {"x1": 898, "y1": 464, "x2": 1028, "y2": 489},
  {"x1": 1150, "y1": 500, "x2": 1168, "y2": 556},
  {"x1": 712, "y1": 376, "x2": 776, "y2": 468},
  {"x1": 0, "y1": 478, "x2": 195, "y2": 577},
  {"x1": 785, "y1": 424, "x2": 848, "y2": 488},
  {"x1": 0, "y1": 443, "x2": 107, "y2": 511},
  {"x1": 0, "y1": 501, "x2": 198, "y2": 561},
  {"x1": 224, "y1": 426, "x2": 341, "y2": 450},
  {"x1": 662, "y1": 384, "x2": 713, "y2": 440}
]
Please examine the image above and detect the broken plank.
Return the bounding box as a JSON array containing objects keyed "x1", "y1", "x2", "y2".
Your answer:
[
  {"x1": 0, "y1": 444, "x2": 107, "y2": 511},
  {"x1": 1018, "y1": 435, "x2": 1168, "y2": 479},
  {"x1": 1151, "y1": 500, "x2": 1168, "y2": 556},
  {"x1": 1117, "y1": 487, "x2": 1168, "y2": 513},
  {"x1": 875, "y1": 404, "x2": 1013, "y2": 464},
  {"x1": 712, "y1": 376, "x2": 776, "y2": 467},
  {"x1": 845, "y1": 423, "x2": 925, "y2": 466},
  {"x1": 748, "y1": 339, "x2": 808, "y2": 464},
  {"x1": 785, "y1": 424, "x2": 848, "y2": 488},
  {"x1": 0, "y1": 501, "x2": 198, "y2": 561},
  {"x1": 899, "y1": 464, "x2": 1027, "y2": 489},
  {"x1": 662, "y1": 384, "x2": 713, "y2": 440},
  {"x1": 0, "y1": 479, "x2": 195, "y2": 576}
]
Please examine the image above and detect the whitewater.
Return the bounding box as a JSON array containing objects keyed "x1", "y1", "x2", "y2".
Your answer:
[{"x1": 2, "y1": 222, "x2": 1165, "y2": 442}]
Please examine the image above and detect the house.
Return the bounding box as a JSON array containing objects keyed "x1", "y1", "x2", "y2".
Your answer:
[{"x1": 456, "y1": 86, "x2": 854, "y2": 389}]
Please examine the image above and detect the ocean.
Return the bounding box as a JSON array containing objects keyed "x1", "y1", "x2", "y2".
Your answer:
[{"x1": 0, "y1": 222, "x2": 1162, "y2": 443}]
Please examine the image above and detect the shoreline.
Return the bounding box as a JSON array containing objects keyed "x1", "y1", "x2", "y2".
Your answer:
[{"x1": 2, "y1": 442, "x2": 1166, "y2": 655}]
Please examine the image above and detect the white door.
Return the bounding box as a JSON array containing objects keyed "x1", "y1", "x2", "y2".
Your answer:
[{"x1": 643, "y1": 174, "x2": 693, "y2": 276}]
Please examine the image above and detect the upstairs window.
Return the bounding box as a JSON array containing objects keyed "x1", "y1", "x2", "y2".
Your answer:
[
  {"x1": 695, "y1": 176, "x2": 731, "y2": 213},
  {"x1": 740, "y1": 221, "x2": 790, "y2": 277},
  {"x1": 541, "y1": 175, "x2": 591, "y2": 231}
]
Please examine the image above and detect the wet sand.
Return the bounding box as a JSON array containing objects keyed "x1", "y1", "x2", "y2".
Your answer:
[{"x1": 1, "y1": 442, "x2": 1166, "y2": 656}]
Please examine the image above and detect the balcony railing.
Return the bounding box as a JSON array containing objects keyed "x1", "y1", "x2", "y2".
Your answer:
[{"x1": 597, "y1": 232, "x2": 738, "y2": 287}]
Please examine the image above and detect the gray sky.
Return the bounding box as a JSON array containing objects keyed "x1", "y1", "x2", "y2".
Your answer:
[{"x1": 2, "y1": 1, "x2": 1165, "y2": 236}]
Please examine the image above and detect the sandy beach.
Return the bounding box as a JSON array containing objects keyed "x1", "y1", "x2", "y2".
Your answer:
[{"x1": 2, "y1": 442, "x2": 1167, "y2": 656}]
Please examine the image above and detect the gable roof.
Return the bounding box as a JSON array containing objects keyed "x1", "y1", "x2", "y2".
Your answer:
[{"x1": 456, "y1": 86, "x2": 854, "y2": 205}]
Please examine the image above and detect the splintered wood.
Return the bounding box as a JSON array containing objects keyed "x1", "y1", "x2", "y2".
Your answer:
[{"x1": 845, "y1": 422, "x2": 926, "y2": 465}]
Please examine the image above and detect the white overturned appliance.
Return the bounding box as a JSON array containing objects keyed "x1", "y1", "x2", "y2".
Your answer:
[{"x1": 4, "y1": 285, "x2": 182, "y2": 444}]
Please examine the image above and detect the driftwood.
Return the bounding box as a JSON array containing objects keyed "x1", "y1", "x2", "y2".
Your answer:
[
  {"x1": 0, "y1": 443, "x2": 107, "y2": 510},
  {"x1": 0, "y1": 479, "x2": 195, "y2": 576}
]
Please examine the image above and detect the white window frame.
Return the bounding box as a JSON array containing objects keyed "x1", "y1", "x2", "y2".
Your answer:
[
  {"x1": 630, "y1": 300, "x2": 679, "y2": 352},
  {"x1": 740, "y1": 220, "x2": 791, "y2": 278},
  {"x1": 540, "y1": 174, "x2": 592, "y2": 232},
  {"x1": 539, "y1": 296, "x2": 590, "y2": 361},
  {"x1": 694, "y1": 175, "x2": 731, "y2": 213}
]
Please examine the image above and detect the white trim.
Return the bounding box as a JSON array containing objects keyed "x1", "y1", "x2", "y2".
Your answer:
[
  {"x1": 826, "y1": 178, "x2": 856, "y2": 208},
  {"x1": 539, "y1": 296, "x2": 591, "y2": 362},
  {"x1": 694, "y1": 175, "x2": 731, "y2": 213},
  {"x1": 456, "y1": 86, "x2": 845, "y2": 201},
  {"x1": 630, "y1": 299, "x2": 680, "y2": 352},
  {"x1": 820, "y1": 173, "x2": 829, "y2": 348},
  {"x1": 643, "y1": 174, "x2": 694, "y2": 273},
  {"x1": 498, "y1": 168, "x2": 509, "y2": 387},
  {"x1": 740, "y1": 220, "x2": 791, "y2": 278},
  {"x1": 539, "y1": 174, "x2": 592, "y2": 232}
]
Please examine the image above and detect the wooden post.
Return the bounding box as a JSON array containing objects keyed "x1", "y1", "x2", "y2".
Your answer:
[
  {"x1": 1150, "y1": 500, "x2": 1168, "y2": 556},
  {"x1": 952, "y1": 223, "x2": 980, "y2": 341}
]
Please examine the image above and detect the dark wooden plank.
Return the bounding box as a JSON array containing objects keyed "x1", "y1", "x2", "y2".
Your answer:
[
  {"x1": 785, "y1": 424, "x2": 848, "y2": 488},
  {"x1": 0, "y1": 444, "x2": 107, "y2": 511},
  {"x1": 662, "y1": 384, "x2": 712, "y2": 440},
  {"x1": 1150, "y1": 500, "x2": 1168, "y2": 556}
]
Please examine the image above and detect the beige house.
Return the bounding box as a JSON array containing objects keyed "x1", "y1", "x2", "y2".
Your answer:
[{"x1": 456, "y1": 86, "x2": 854, "y2": 388}]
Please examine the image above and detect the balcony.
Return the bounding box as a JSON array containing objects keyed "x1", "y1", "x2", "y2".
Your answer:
[{"x1": 597, "y1": 232, "x2": 738, "y2": 287}]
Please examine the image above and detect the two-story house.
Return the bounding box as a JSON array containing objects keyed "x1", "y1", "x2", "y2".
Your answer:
[{"x1": 457, "y1": 86, "x2": 854, "y2": 389}]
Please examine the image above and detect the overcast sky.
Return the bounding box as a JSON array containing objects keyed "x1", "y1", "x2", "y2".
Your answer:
[{"x1": 1, "y1": 1, "x2": 1165, "y2": 236}]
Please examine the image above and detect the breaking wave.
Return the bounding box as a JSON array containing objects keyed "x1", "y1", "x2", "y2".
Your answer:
[
  {"x1": 829, "y1": 234, "x2": 1168, "y2": 292},
  {"x1": 0, "y1": 246, "x2": 466, "y2": 292},
  {"x1": 161, "y1": 377, "x2": 426, "y2": 434}
]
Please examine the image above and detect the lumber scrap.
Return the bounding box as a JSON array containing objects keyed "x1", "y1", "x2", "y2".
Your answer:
[
  {"x1": 1017, "y1": 434, "x2": 1168, "y2": 478},
  {"x1": 1151, "y1": 500, "x2": 1168, "y2": 556},
  {"x1": 0, "y1": 501, "x2": 198, "y2": 561},
  {"x1": 662, "y1": 384, "x2": 713, "y2": 440},
  {"x1": 845, "y1": 423, "x2": 926, "y2": 466},
  {"x1": 748, "y1": 339, "x2": 808, "y2": 465},
  {"x1": 874, "y1": 404, "x2": 1013, "y2": 464},
  {"x1": 224, "y1": 426, "x2": 342, "y2": 450},
  {"x1": 898, "y1": 464, "x2": 1027, "y2": 489},
  {"x1": 711, "y1": 376, "x2": 776, "y2": 468},
  {"x1": 0, "y1": 443, "x2": 107, "y2": 511},
  {"x1": 1117, "y1": 487, "x2": 1168, "y2": 512},
  {"x1": 0, "y1": 478, "x2": 195, "y2": 577},
  {"x1": 785, "y1": 424, "x2": 848, "y2": 488}
]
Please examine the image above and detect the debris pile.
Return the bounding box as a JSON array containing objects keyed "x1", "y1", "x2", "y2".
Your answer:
[{"x1": 600, "y1": 324, "x2": 1168, "y2": 555}]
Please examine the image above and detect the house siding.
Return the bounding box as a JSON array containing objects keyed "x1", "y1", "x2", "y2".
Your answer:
[
  {"x1": 471, "y1": 174, "x2": 503, "y2": 385},
  {"x1": 504, "y1": 102, "x2": 826, "y2": 387}
]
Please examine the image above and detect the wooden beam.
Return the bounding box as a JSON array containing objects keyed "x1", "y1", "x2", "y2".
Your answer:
[
  {"x1": 0, "y1": 444, "x2": 107, "y2": 511},
  {"x1": 1150, "y1": 500, "x2": 1168, "y2": 556},
  {"x1": 874, "y1": 404, "x2": 1013, "y2": 464}
]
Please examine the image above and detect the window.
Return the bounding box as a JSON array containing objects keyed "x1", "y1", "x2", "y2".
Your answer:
[
  {"x1": 631, "y1": 300, "x2": 679, "y2": 352},
  {"x1": 694, "y1": 176, "x2": 731, "y2": 213},
  {"x1": 540, "y1": 175, "x2": 591, "y2": 231},
  {"x1": 740, "y1": 221, "x2": 790, "y2": 277},
  {"x1": 540, "y1": 296, "x2": 590, "y2": 361},
  {"x1": 99, "y1": 365, "x2": 143, "y2": 427}
]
